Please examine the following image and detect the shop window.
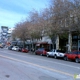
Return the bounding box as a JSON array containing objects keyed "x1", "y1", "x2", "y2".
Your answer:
[{"x1": 73, "y1": 36, "x2": 78, "y2": 39}]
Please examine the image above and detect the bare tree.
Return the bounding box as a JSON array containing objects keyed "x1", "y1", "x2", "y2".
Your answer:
[
  {"x1": 12, "y1": 21, "x2": 30, "y2": 47},
  {"x1": 28, "y1": 10, "x2": 43, "y2": 40}
]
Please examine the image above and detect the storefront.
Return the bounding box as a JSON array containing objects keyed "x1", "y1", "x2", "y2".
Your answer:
[
  {"x1": 71, "y1": 33, "x2": 80, "y2": 51},
  {"x1": 53, "y1": 32, "x2": 80, "y2": 52},
  {"x1": 35, "y1": 42, "x2": 52, "y2": 50}
]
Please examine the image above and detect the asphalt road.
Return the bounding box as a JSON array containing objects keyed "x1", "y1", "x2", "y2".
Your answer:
[{"x1": 0, "y1": 48, "x2": 80, "y2": 80}]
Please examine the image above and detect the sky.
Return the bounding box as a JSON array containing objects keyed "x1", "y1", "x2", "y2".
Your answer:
[{"x1": 0, "y1": 0, "x2": 49, "y2": 28}]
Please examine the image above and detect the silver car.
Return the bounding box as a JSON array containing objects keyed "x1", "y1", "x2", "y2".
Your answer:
[
  {"x1": 46, "y1": 49, "x2": 64, "y2": 59},
  {"x1": 12, "y1": 46, "x2": 19, "y2": 51}
]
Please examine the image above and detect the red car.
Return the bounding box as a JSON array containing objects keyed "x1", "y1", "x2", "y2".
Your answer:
[
  {"x1": 64, "y1": 50, "x2": 80, "y2": 63},
  {"x1": 22, "y1": 48, "x2": 29, "y2": 53},
  {"x1": 35, "y1": 48, "x2": 48, "y2": 56}
]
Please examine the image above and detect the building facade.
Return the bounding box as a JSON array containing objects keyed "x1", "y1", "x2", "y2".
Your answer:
[
  {"x1": 0, "y1": 26, "x2": 8, "y2": 44},
  {"x1": 0, "y1": 26, "x2": 13, "y2": 47}
]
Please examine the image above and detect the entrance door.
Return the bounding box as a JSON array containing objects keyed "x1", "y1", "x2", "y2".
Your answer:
[{"x1": 78, "y1": 40, "x2": 80, "y2": 50}]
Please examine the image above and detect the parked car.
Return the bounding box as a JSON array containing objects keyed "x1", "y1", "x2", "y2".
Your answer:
[
  {"x1": 46, "y1": 49, "x2": 65, "y2": 59},
  {"x1": 64, "y1": 50, "x2": 80, "y2": 63},
  {"x1": 35, "y1": 48, "x2": 48, "y2": 56},
  {"x1": 0, "y1": 43, "x2": 5, "y2": 48},
  {"x1": 12, "y1": 46, "x2": 19, "y2": 51},
  {"x1": 0, "y1": 45, "x2": 4, "y2": 48},
  {"x1": 22, "y1": 48, "x2": 29, "y2": 53},
  {"x1": 8, "y1": 45, "x2": 13, "y2": 50}
]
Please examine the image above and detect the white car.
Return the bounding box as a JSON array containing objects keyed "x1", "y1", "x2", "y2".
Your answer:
[
  {"x1": 46, "y1": 49, "x2": 64, "y2": 59},
  {"x1": 12, "y1": 46, "x2": 19, "y2": 51}
]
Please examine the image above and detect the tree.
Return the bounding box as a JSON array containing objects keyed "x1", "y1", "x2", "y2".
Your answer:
[
  {"x1": 12, "y1": 21, "x2": 30, "y2": 47},
  {"x1": 12, "y1": 0, "x2": 80, "y2": 50},
  {"x1": 28, "y1": 10, "x2": 42, "y2": 40}
]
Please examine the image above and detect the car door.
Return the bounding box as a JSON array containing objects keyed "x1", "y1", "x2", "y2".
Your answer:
[
  {"x1": 50, "y1": 50, "x2": 54, "y2": 56},
  {"x1": 37, "y1": 48, "x2": 43, "y2": 55},
  {"x1": 15, "y1": 46, "x2": 17, "y2": 50},
  {"x1": 67, "y1": 52, "x2": 72, "y2": 59},
  {"x1": 37, "y1": 49, "x2": 41, "y2": 55},
  {"x1": 12, "y1": 46, "x2": 15, "y2": 50},
  {"x1": 40, "y1": 48, "x2": 43, "y2": 54},
  {"x1": 52, "y1": 49, "x2": 55, "y2": 56},
  {"x1": 68, "y1": 51, "x2": 77, "y2": 60},
  {"x1": 47, "y1": 50, "x2": 53, "y2": 56},
  {"x1": 71, "y1": 51, "x2": 78, "y2": 60}
]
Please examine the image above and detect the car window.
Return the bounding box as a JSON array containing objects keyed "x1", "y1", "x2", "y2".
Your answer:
[
  {"x1": 69, "y1": 52, "x2": 73, "y2": 54},
  {"x1": 78, "y1": 51, "x2": 80, "y2": 54},
  {"x1": 52, "y1": 49, "x2": 55, "y2": 52},
  {"x1": 38, "y1": 49, "x2": 40, "y2": 50},
  {"x1": 71, "y1": 51, "x2": 78, "y2": 54},
  {"x1": 40, "y1": 48, "x2": 44, "y2": 50},
  {"x1": 56, "y1": 50, "x2": 63, "y2": 53},
  {"x1": 38, "y1": 48, "x2": 44, "y2": 50},
  {"x1": 56, "y1": 50, "x2": 60, "y2": 52},
  {"x1": 50, "y1": 49, "x2": 54, "y2": 52}
]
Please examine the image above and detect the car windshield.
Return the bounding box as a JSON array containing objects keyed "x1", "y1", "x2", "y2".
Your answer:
[
  {"x1": 78, "y1": 51, "x2": 80, "y2": 54},
  {"x1": 38, "y1": 48, "x2": 44, "y2": 50},
  {"x1": 50, "y1": 49, "x2": 54, "y2": 52},
  {"x1": 56, "y1": 50, "x2": 64, "y2": 53}
]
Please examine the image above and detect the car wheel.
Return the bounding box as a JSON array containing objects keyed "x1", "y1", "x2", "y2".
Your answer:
[
  {"x1": 54, "y1": 55, "x2": 57, "y2": 59},
  {"x1": 75, "y1": 58, "x2": 79, "y2": 63},
  {"x1": 64, "y1": 56, "x2": 68, "y2": 61},
  {"x1": 47, "y1": 54, "x2": 49, "y2": 57},
  {"x1": 40, "y1": 54, "x2": 43, "y2": 56}
]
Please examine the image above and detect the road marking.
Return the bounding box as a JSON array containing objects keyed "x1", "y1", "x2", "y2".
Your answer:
[
  {"x1": 2, "y1": 52, "x2": 80, "y2": 70},
  {"x1": 0, "y1": 54, "x2": 74, "y2": 77}
]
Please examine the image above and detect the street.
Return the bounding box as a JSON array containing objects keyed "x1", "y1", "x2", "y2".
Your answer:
[{"x1": 0, "y1": 48, "x2": 80, "y2": 80}]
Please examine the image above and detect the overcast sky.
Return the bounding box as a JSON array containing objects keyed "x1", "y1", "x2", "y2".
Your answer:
[{"x1": 0, "y1": 0, "x2": 49, "y2": 28}]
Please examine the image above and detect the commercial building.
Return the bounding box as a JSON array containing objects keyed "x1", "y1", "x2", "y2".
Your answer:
[
  {"x1": 0, "y1": 26, "x2": 14, "y2": 47},
  {"x1": 0, "y1": 26, "x2": 8, "y2": 45}
]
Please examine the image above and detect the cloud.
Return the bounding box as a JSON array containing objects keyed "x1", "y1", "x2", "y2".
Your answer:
[
  {"x1": 0, "y1": 8, "x2": 27, "y2": 28},
  {"x1": 0, "y1": 0, "x2": 49, "y2": 13},
  {"x1": 0, "y1": 0, "x2": 49, "y2": 28}
]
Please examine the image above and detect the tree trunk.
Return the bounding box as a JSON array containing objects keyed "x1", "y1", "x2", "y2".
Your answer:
[
  {"x1": 56, "y1": 34, "x2": 59, "y2": 50},
  {"x1": 68, "y1": 32, "x2": 72, "y2": 52}
]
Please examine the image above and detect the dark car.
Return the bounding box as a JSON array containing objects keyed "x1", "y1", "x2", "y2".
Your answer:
[
  {"x1": 8, "y1": 45, "x2": 13, "y2": 50},
  {"x1": 64, "y1": 50, "x2": 80, "y2": 63},
  {"x1": 35, "y1": 48, "x2": 48, "y2": 56}
]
